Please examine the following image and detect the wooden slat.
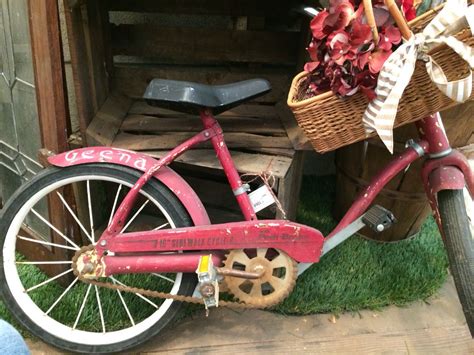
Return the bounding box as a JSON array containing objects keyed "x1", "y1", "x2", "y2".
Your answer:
[
  {"x1": 85, "y1": 0, "x2": 111, "y2": 111},
  {"x1": 86, "y1": 93, "x2": 132, "y2": 146},
  {"x1": 276, "y1": 101, "x2": 312, "y2": 150},
  {"x1": 182, "y1": 175, "x2": 240, "y2": 212},
  {"x1": 114, "y1": 66, "x2": 292, "y2": 104},
  {"x1": 113, "y1": 132, "x2": 293, "y2": 150},
  {"x1": 276, "y1": 151, "x2": 305, "y2": 220},
  {"x1": 459, "y1": 143, "x2": 474, "y2": 159},
  {"x1": 441, "y1": 100, "x2": 474, "y2": 148},
  {"x1": 105, "y1": 0, "x2": 297, "y2": 17},
  {"x1": 63, "y1": 0, "x2": 95, "y2": 136},
  {"x1": 145, "y1": 149, "x2": 292, "y2": 178},
  {"x1": 181, "y1": 174, "x2": 274, "y2": 219},
  {"x1": 63, "y1": 0, "x2": 113, "y2": 139},
  {"x1": 245, "y1": 147, "x2": 295, "y2": 157},
  {"x1": 29, "y1": 0, "x2": 69, "y2": 154},
  {"x1": 28, "y1": 0, "x2": 72, "y2": 277},
  {"x1": 147, "y1": 325, "x2": 474, "y2": 354},
  {"x1": 111, "y1": 25, "x2": 299, "y2": 65},
  {"x1": 121, "y1": 115, "x2": 285, "y2": 135},
  {"x1": 129, "y1": 101, "x2": 279, "y2": 119}
]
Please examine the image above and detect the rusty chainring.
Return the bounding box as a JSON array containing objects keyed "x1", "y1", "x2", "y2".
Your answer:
[
  {"x1": 223, "y1": 248, "x2": 298, "y2": 307},
  {"x1": 72, "y1": 246, "x2": 297, "y2": 310}
]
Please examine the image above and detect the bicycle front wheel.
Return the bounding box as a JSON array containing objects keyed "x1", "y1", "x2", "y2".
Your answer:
[
  {"x1": 438, "y1": 188, "x2": 474, "y2": 336},
  {"x1": 0, "y1": 164, "x2": 196, "y2": 353}
]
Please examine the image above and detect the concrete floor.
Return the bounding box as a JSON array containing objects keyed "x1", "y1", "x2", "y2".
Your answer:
[{"x1": 26, "y1": 276, "x2": 473, "y2": 354}]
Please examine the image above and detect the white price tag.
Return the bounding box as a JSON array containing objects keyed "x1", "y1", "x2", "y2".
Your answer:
[{"x1": 248, "y1": 185, "x2": 275, "y2": 213}]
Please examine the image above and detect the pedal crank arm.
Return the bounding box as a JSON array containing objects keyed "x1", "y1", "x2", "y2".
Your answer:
[{"x1": 216, "y1": 267, "x2": 264, "y2": 279}]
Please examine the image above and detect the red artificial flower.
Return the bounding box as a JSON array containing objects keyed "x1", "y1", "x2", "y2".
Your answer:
[
  {"x1": 372, "y1": 5, "x2": 391, "y2": 27},
  {"x1": 378, "y1": 25, "x2": 402, "y2": 51},
  {"x1": 310, "y1": 10, "x2": 329, "y2": 39},
  {"x1": 368, "y1": 49, "x2": 392, "y2": 74},
  {"x1": 307, "y1": 39, "x2": 321, "y2": 61},
  {"x1": 303, "y1": 0, "x2": 402, "y2": 100},
  {"x1": 325, "y1": 0, "x2": 355, "y2": 32},
  {"x1": 304, "y1": 61, "x2": 319, "y2": 73},
  {"x1": 357, "y1": 70, "x2": 378, "y2": 100},
  {"x1": 350, "y1": 20, "x2": 373, "y2": 47},
  {"x1": 401, "y1": 0, "x2": 416, "y2": 21},
  {"x1": 310, "y1": 0, "x2": 356, "y2": 40},
  {"x1": 355, "y1": 49, "x2": 370, "y2": 69},
  {"x1": 327, "y1": 30, "x2": 351, "y2": 65}
]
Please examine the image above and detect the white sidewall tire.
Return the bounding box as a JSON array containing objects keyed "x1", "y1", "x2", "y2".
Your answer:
[{"x1": 0, "y1": 165, "x2": 196, "y2": 353}]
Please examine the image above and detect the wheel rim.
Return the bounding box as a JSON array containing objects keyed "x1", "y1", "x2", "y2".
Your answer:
[{"x1": 3, "y1": 174, "x2": 184, "y2": 346}]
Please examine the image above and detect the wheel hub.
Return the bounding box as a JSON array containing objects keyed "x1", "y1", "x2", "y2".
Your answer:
[{"x1": 73, "y1": 246, "x2": 106, "y2": 279}]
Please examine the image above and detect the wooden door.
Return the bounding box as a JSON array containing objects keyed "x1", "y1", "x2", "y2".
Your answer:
[{"x1": 0, "y1": 0, "x2": 72, "y2": 278}]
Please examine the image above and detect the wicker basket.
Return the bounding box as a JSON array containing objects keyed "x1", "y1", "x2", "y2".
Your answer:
[{"x1": 287, "y1": 4, "x2": 474, "y2": 153}]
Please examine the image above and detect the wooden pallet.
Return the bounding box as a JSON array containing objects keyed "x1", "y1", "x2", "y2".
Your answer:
[
  {"x1": 65, "y1": 0, "x2": 312, "y2": 221},
  {"x1": 86, "y1": 92, "x2": 308, "y2": 221}
]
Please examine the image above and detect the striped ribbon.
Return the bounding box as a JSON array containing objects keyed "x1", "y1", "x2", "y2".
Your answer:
[{"x1": 363, "y1": 0, "x2": 474, "y2": 153}]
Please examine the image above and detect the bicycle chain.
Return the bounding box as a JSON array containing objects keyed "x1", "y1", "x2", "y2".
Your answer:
[{"x1": 71, "y1": 246, "x2": 292, "y2": 310}]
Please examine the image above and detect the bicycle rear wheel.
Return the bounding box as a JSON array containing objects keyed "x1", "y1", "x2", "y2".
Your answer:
[
  {"x1": 438, "y1": 188, "x2": 474, "y2": 336},
  {"x1": 0, "y1": 164, "x2": 196, "y2": 353}
]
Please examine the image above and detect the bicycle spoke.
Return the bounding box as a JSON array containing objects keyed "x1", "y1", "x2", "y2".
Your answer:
[
  {"x1": 18, "y1": 236, "x2": 78, "y2": 251},
  {"x1": 73, "y1": 284, "x2": 92, "y2": 330},
  {"x1": 153, "y1": 222, "x2": 170, "y2": 231},
  {"x1": 31, "y1": 209, "x2": 80, "y2": 249},
  {"x1": 152, "y1": 273, "x2": 174, "y2": 283},
  {"x1": 121, "y1": 200, "x2": 150, "y2": 233},
  {"x1": 95, "y1": 286, "x2": 106, "y2": 333},
  {"x1": 110, "y1": 277, "x2": 159, "y2": 309},
  {"x1": 45, "y1": 277, "x2": 79, "y2": 315},
  {"x1": 16, "y1": 261, "x2": 72, "y2": 265},
  {"x1": 56, "y1": 191, "x2": 93, "y2": 243},
  {"x1": 87, "y1": 180, "x2": 95, "y2": 244},
  {"x1": 112, "y1": 279, "x2": 135, "y2": 326},
  {"x1": 108, "y1": 184, "x2": 123, "y2": 227},
  {"x1": 25, "y1": 268, "x2": 73, "y2": 293}
]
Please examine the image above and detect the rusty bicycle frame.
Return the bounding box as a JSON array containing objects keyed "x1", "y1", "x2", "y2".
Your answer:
[{"x1": 49, "y1": 110, "x2": 474, "y2": 277}]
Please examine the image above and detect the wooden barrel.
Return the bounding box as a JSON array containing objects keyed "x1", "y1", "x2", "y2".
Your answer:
[
  {"x1": 334, "y1": 101, "x2": 473, "y2": 242},
  {"x1": 334, "y1": 125, "x2": 431, "y2": 242}
]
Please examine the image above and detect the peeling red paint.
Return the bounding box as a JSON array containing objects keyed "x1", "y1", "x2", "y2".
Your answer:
[
  {"x1": 48, "y1": 147, "x2": 210, "y2": 227},
  {"x1": 101, "y1": 220, "x2": 325, "y2": 263},
  {"x1": 104, "y1": 253, "x2": 224, "y2": 276}
]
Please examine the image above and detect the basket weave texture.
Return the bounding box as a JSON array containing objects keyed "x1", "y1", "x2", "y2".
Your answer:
[{"x1": 287, "y1": 7, "x2": 474, "y2": 153}]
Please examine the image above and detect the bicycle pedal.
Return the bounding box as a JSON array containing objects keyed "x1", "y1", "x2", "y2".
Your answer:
[
  {"x1": 196, "y1": 254, "x2": 219, "y2": 313},
  {"x1": 362, "y1": 205, "x2": 397, "y2": 233}
]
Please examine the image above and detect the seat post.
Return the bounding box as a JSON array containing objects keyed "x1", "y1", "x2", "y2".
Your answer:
[{"x1": 199, "y1": 109, "x2": 257, "y2": 221}]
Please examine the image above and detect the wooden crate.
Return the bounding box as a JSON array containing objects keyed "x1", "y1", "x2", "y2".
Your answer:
[{"x1": 63, "y1": 0, "x2": 310, "y2": 221}]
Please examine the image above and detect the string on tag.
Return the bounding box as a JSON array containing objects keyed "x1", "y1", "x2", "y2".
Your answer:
[{"x1": 240, "y1": 160, "x2": 288, "y2": 219}]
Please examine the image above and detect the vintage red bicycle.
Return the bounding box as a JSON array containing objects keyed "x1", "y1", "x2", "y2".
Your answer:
[{"x1": 0, "y1": 78, "x2": 473, "y2": 353}]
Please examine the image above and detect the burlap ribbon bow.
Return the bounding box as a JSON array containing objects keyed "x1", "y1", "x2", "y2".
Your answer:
[{"x1": 363, "y1": 0, "x2": 474, "y2": 153}]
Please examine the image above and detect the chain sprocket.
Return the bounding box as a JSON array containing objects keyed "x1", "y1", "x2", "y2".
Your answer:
[
  {"x1": 72, "y1": 246, "x2": 296, "y2": 310},
  {"x1": 223, "y1": 248, "x2": 297, "y2": 307}
]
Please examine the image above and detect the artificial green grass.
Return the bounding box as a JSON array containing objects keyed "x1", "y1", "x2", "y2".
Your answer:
[
  {"x1": 276, "y1": 175, "x2": 448, "y2": 315},
  {"x1": 0, "y1": 175, "x2": 448, "y2": 333}
]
